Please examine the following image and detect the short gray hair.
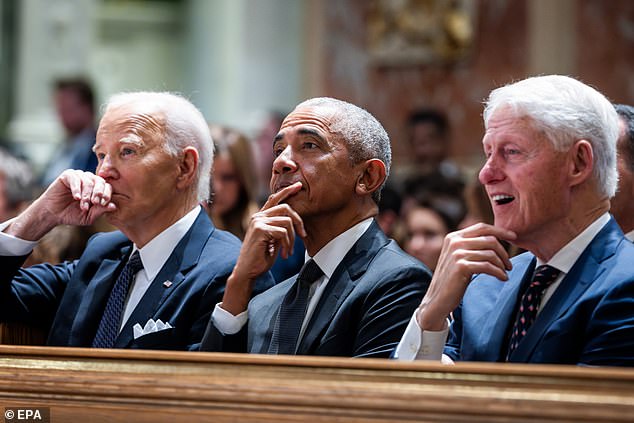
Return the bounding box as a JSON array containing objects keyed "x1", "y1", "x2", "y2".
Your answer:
[
  {"x1": 103, "y1": 92, "x2": 213, "y2": 202},
  {"x1": 483, "y1": 75, "x2": 619, "y2": 198},
  {"x1": 295, "y1": 97, "x2": 391, "y2": 203}
]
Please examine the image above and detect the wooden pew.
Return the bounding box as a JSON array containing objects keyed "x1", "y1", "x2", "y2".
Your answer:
[{"x1": 0, "y1": 345, "x2": 632, "y2": 422}]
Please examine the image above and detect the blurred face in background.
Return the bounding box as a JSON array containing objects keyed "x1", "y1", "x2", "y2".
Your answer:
[
  {"x1": 410, "y1": 121, "x2": 448, "y2": 165},
  {"x1": 211, "y1": 153, "x2": 241, "y2": 215},
  {"x1": 55, "y1": 88, "x2": 93, "y2": 137},
  {"x1": 404, "y1": 206, "x2": 449, "y2": 271}
]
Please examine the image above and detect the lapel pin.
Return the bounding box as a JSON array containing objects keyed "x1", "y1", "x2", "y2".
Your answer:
[{"x1": 163, "y1": 280, "x2": 173, "y2": 288}]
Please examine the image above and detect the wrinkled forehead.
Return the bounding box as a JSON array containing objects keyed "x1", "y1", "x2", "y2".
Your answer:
[
  {"x1": 280, "y1": 104, "x2": 340, "y2": 133},
  {"x1": 97, "y1": 102, "x2": 166, "y2": 144}
]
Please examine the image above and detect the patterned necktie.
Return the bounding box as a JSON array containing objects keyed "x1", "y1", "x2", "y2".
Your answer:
[
  {"x1": 92, "y1": 251, "x2": 144, "y2": 348},
  {"x1": 269, "y1": 259, "x2": 323, "y2": 355},
  {"x1": 507, "y1": 264, "x2": 560, "y2": 357}
]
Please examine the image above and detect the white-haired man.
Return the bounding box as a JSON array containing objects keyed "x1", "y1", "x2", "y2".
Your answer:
[
  {"x1": 397, "y1": 75, "x2": 634, "y2": 365},
  {"x1": 0, "y1": 92, "x2": 272, "y2": 350}
]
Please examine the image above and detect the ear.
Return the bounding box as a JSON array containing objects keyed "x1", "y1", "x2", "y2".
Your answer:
[
  {"x1": 176, "y1": 146, "x2": 199, "y2": 190},
  {"x1": 355, "y1": 159, "x2": 386, "y2": 197},
  {"x1": 569, "y1": 140, "x2": 594, "y2": 187}
]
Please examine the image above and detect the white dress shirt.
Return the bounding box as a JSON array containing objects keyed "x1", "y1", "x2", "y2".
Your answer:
[
  {"x1": 0, "y1": 205, "x2": 202, "y2": 331},
  {"x1": 212, "y1": 218, "x2": 374, "y2": 339},
  {"x1": 395, "y1": 213, "x2": 611, "y2": 362},
  {"x1": 625, "y1": 229, "x2": 634, "y2": 242}
]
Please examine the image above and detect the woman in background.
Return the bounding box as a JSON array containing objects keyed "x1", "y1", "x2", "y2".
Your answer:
[{"x1": 205, "y1": 125, "x2": 259, "y2": 240}]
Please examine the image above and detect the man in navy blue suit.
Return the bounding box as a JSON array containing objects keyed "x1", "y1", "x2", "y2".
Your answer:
[
  {"x1": 0, "y1": 92, "x2": 272, "y2": 350},
  {"x1": 396, "y1": 75, "x2": 634, "y2": 366},
  {"x1": 200, "y1": 97, "x2": 431, "y2": 357}
]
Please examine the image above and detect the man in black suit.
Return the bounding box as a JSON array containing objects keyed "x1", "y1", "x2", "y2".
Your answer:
[
  {"x1": 0, "y1": 92, "x2": 272, "y2": 350},
  {"x1": 200, "y1": 97, "x2": 431, "y2": 357}
]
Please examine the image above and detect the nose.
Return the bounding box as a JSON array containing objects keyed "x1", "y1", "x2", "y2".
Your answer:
[
  {"x1": 272, "y1": 146, "x2": 298, "y2": 175},
  {"x1": 478, "y1": 154, "x2": 504, "y2": 185},
  {"x1": 96, "y1": 155, "x2": 118, "y2": 180}
]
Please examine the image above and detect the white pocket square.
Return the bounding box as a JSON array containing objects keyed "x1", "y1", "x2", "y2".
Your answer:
[{"x1": 133, "y1": 318, "x2": 173, "y2": 339}]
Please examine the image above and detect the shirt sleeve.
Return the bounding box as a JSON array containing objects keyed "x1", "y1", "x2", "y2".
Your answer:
[
  {"x1": 394, "y1": 312, "x2": 451, "y2": 361},
  {"x1": 211, "y1": 302, "x2": 248, "y2": 335},
  {"x1": 0, "y1": 219, "x2": 38, "y2": 256}
]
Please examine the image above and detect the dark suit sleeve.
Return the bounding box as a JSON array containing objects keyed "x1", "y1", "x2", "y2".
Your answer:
[
  {"x1": 443, "y1": 302, "x2": 463, "y2": 361},
  {"x1": 352, "y1": 265, "x2": 431, "y2": 358},
  {"x1": 198, "y1": 272, "x2": 275, "y2": 352},
  {"x1": 0, "y1": 255, "x2": 74, "y2": 328},
  {"x1": 580, "y1": 278, "x2": 634, "y2": 366}
]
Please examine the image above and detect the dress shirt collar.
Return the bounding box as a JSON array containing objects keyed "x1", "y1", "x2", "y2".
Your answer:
[
  {"x1": 134, "y1": 206, "x2": 201, "y2": 281},
  {"x1": 537, "y1": 213, "x2": 610, "y2": 273},
  {"x1": 625, "y1": 229, "x2": 634, "y2": 242},
  {"x1": 305, "y1": 218, "x2": 373, "y2": 278}
]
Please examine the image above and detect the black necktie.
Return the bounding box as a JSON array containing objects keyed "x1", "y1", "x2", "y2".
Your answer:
[
  {"x1": 507, "y1": 264, "x2": 560, "y2": 358},
  {"x1": 92, "y1": 251, "x2": 144, "y2": 348},
  {"x1": 269, "y1": 259, "x2": 323, "y2": 354}
]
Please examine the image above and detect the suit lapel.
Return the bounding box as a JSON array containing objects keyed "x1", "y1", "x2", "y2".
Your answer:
[
  {"x1": 68, "y1": 244, "x2": 131, "y2": 346},
  {"x1": 510, "y1": 218, "x2": 622, "y2": 362},
  {"x1": 296, "y1": 221, "x2": 388, "y2": 354},
  {"x1": 115, "y1": 211, "x2": 213, "y2": 348}
]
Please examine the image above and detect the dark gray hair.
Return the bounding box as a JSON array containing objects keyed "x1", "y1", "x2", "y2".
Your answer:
[
  {"x1": 615, "y1": 104, "x2": 634, "y2": 172},
  {"x1": 295, "y1": 97, "x2": 391, "y2": 203}
]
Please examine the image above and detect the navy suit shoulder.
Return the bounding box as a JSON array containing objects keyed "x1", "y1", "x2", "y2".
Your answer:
[
  {"x1": 446, "y1": 218, "x2": 634, "y2": 365},
  {"x1": 201, "y1": 220, "x2": 431, "y2": 357}
]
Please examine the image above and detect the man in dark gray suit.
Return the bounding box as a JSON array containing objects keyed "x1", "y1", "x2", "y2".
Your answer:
[{"x1": 201, "y1": 97, "x2": 431, "y2": 357}]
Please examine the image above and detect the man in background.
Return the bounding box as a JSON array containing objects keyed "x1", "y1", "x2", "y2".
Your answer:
[
  {"x1": 611, "y1": 104, "x2": 634, "y2": 241},
  {"x1": 41, "y1": 78, "x2": 98, "y2": 185}
]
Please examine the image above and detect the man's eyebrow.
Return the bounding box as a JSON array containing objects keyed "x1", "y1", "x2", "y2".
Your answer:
[{"x1": 298, "y1": 128, "x2": 323, "y2": 139}]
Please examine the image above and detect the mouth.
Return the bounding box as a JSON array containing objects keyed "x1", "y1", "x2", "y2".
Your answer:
[{"x1": 492, "y1": 194, "x2": 515, "y2": 205}]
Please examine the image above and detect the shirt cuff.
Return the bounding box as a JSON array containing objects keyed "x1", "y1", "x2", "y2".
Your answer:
[
  {"x1": 394, "y1": 312, "x2": 449, "y2": 361},
  {"x1": 212, "y1": 302, "x2": 248, "y2": 335},
  {"x1": 0, "y1": 219, "x2": 37, "y2": 256}
]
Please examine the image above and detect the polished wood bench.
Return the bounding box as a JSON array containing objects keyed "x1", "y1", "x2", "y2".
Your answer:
[{"x1": 0, "y1": 345, "x2": 632, "y2": 422}]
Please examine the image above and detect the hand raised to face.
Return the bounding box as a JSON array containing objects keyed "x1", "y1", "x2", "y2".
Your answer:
[
  {"x1": 416, "y1": 223, "x2": 516, "y2": 331},
  {"x1": 231, "y1": 181, "x2": 306, "y2": 282},
  {"x1": 43, "y1": 169, "x2": 117, "y2": 227}
]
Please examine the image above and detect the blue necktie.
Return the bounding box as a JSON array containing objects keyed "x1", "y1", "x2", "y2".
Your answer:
[
  {"x1": 92, "y1": 251, "x2": 143, "y2": 348},
  {"x1": 269, "y1": 259, "x2": 323, "y2": 354},
  {"x1": 507, "y1": 264, "x2": 560, "y2": 358}
]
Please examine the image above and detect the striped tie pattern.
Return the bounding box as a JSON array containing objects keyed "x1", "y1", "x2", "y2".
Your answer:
[{"x1": 92, "y1": 251, "x2": 143, "y2": 348}]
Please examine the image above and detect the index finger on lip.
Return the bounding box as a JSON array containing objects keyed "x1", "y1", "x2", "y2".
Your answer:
[{"x1": 262, "y1": 182, "x2": 302, "y2": 209}]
